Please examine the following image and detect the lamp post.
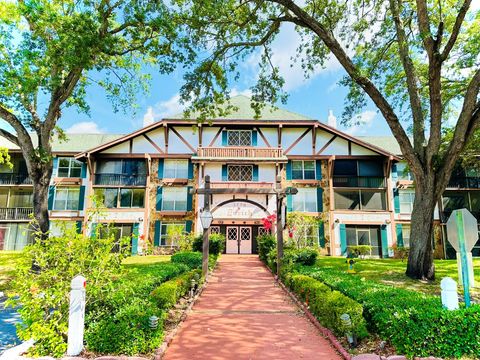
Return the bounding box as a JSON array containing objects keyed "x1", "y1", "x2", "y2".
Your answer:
[{"x1": 200, "y1": 176, "x2": 213, "y2": 277}]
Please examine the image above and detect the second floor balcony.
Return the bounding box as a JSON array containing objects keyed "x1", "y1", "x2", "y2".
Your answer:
[
  {"x1": 94, "y1": 173, "x2": 147, "y2": 186},
  {"x1": 333, "y1": 176, "x2": 386, "y2": 188},
  {"x1": 0, "y1": 207, "x2": 33, "y2": 220},
  {"x1": 193, "y1": 147, "x2": 286, "y2": 161},
  {"x1": 0, "y1": 173, "x2": 32, "y2": 185},
  {"x1": 447, "y1": 177, "x2": 480, "y2": 189}
]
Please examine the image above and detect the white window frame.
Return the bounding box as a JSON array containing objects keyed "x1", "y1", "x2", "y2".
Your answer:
[
  {"x1": 161, "y1": 222, "x2": 186, "y2": 246},
  {"x1": 399, "y1": 190, "x2": 415, "y2": 214},
  {"x1": 164, "y1": 160, "x2": 189, "y2": 179},
  {"x1": 57, "y1": 157, "x2": 83, "y2": 178},
  {"x1": 292, "y1": 188, "x2": 317, "y2": 212},
  {"x1": 227, "y1": 165, "x2": 253, "y2": 182},
  {"x1": 227, "y1": 130, "x2": 252, "y2": 146},
  {"x1": 291, "y1": 160, "x2": 316, "y2": 180},
  {"x1": 53, "y1": 187, "x2": 80, "y2": 211},
  {"x1": 162, "y1": 187, "x2": 188, "y2": 211}
]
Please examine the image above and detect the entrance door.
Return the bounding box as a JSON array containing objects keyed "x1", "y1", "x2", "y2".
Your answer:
[
  {"x1": 239, "y1": 227, "x2": 252, "y2": 254},
  {"x1": 226, "y1": 226, "x2": 239, "y2": 254}
]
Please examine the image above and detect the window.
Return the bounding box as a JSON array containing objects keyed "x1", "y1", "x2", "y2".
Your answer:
[
  {"x1": 399, "y1": 190, "x2": 415, "y2": 213},
  {"x1": 293, "y1": 188, "x2": 317, "y2": 212},
  {"x1": 96, "y1": 159, "x2": 146, "y2": 175},
  {"x1": 442, "y1": 191, "x2": 467, "y2": 214},
  {"x1": 333, "y1": 160, "x2": 385, "y2": 187},
  {"x1": 228, "y1": 130, "x2": 251, "y2": 146},
  {"x1": 401, "y1": 224, "x2": 411, "y2": 247},
  {"x1": 120, "y1": 188, "x2": 145, "y2": 208},
  {"x1": 10, "y1": 189, "x2": 33, "y2": 207},
  {"x1": 162, "y1": 187, "x2": 187, "y2": 211},
  {"x1": 160, "y1": 222, "x2": 186, "y2": 246},
  {"x1": 54, "y1": 188, "x2": 80, "y2": 210},
  {"x1": 50, "y1": 221, "x2": 77, "y2": 237},
  {"x1": 0, "y1": 223, "x2": 34, "y2": 251},
  {"x1": 396, "y1": 162, "x2": 413, "y2": 181},
  {"x1": 228, "y1": 165, "x2": 253, "y2": 182},
  {"x1": 57, "y1": 157, "x2": 83, "y2": 178},
  {"x1": 164, "y1": 160, "x2": 189, "y2": 178},
  {"x1": 99, "y1": 223, "x2": 133, "y2": 242},
  {"x1": 210, "y1": 226, "x2": 221, "y2": 235},
  {"x1": 346, "y1": 225, "x2": 381, "y2": 256},
  {"x1": 335, "y1": 190, "x2": 386, "y2": 210},
  {"x1": 292, "y1": 161, "x2": 315, "y2": 180},
  {"x1": 94, "y1": 188, "x2": 145, "y2": 208}
]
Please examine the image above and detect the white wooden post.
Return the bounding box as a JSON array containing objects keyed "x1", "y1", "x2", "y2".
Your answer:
[
  {"x1": 441, "y1": 277, "x2": 459, "y2": 310},
  {"x1": 67, "y1": 275, "x2": 86, "y2": 356}
]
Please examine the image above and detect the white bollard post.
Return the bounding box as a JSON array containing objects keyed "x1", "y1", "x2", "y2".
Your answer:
[
  {"x1": 67, "y1": 275, "x2": 86, "y2": 356},
  {"x1": 441, "y1": 277, "x2": 459, "y2": 310}
]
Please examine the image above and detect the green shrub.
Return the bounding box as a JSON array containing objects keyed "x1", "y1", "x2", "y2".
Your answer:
[
  {"x1": 257, "y1": 234, "x2": 276, "y2": 262},
  {"x1": 151, "y1": 269, "x2": 202, "y2": 308},
  {"x1": 192, "y1": 233, "x2": 225, "y2": 255},
  {"x1": 294, "y1": 248, "x2": 318, "y2": 265},
  {"x1": 171, "y1": 251, "x2": 203, "y2": 269},
  {"x1": 286, "y1": 273, "x2": 368, "y2": 339},
  {"x1": 347, "y1": 245, "x2": 372, "y2": 258},
  {"x1": 296, "y1": 265, "x2": 480, "y2": 358},
  {"x1": 266, "y1": 247, "x2": 278, "y2": 272}
]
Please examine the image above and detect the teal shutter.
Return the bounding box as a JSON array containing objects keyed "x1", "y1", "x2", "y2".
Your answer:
[
  {"x1": 52, "y1": 157, "x2": 58, "y2": 177},
  {"x1": 78, "y1": 186, "x2": 86, "y2": 210},
  {"x1": 315, "y1": 160, "x2": 322, "y2": 180},
  {"x1": 286, "y1": 194, "x2": 293, "y2": 212},
  {"x1": 252, "y1": 165, "x2": 259, "y2": 181},
  {"x1": 80, "y1": 163, "x2": 87, "y2": 178},
  {"x1": 90, "y1": 223, "x2": 98, "y2": 239},
  {"x1": 185, "y1": 220, "x2": 192, "y2": 233},
  {"x1": 381, "y1": 224, "x2": 389, "y2": 258},
  {"x1": 188, "y1": 161, "x2": 194, "y2": 179},
  {"x1": 392, "y1": 163, "x2": 398, "y2": 181},
  {"x1": 158, "y1": 159, "x2": 164, "y2": 179},
  {"x1": 76, "y1": 221, "x2": 82, "y2": 234},
  {"x1": 286, "y1": 161, "x2": 292, "y2": 180},
  {"x1": 156, "y1": 186, "x2": 163, "y2": 211},
  {"x1": 318, "y1": 222, "x2": 325, "y2": 247},
  {"x1": 316, "y1": 188, "x2": 323, "y2": 212},
  {"x1": 154, "y1": 220, "x2": 161, "y2": 246},
  {"x1": 396, "y1": 223, "x2": 404, "y2": 247},
  {"x1": 252, "y1": 130, "x2": 257, "y2": 146},
  {"x1": 222, "y1": 131, "x2": 228, "y2": 146},
  {"x1": 222, "y1": 165, "x2": 228, "y2": 181},
  {"x1": 131, "y1": 223, "x2": 139, "y2": 255},
  {"x1": 48, "y1": 186, "x2": 55, "y2": 210},
  {"x1": 393, "y1": 189, "x2": 400, "y2": 213},
  {"x1": 339, "y1": 224, "x2": 347, "y2": 255},
  {"x1": 186, "y1": 186, "x2": 193, "y2": 211}
]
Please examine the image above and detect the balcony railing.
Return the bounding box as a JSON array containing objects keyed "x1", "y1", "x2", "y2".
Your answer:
[
  {"x1": 210, "y1": 181, "x2": 274, "y2": 189},
  {"x1": 333, "y1": 176, "x2": 386, "y2": 188},
  {"x1": 0, "y1": 207, "x2": 33, "y2": 220},
  {"x1": 94, "y1": 173, "x2": 147, "y2": 186},
  {"x1": 0, "y1": 173, "x2": 32, "y2": 185},
  {"x1": 195, "y1": 147, "x2": 285, "y2": 159},
  {"x1": 447, "y1": 177, "x2": 480, "y2": 189}
]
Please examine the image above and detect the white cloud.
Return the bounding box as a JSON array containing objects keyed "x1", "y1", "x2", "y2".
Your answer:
[
  {"x1": 65, "y1": 121, "x2": 105, "y2": 134},
  {"x1": 230, "y1": 88, "x2": 252, "y2": 97},
  {"x1": 143, "y1": 107, "x2": 155, "y2": 127},
  {"x1": 345, "y1": 110, "x2": 377, "y2": 135}
]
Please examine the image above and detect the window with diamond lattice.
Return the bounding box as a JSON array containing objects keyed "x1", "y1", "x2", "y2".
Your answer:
[
  {"x1": 228, "y1": 130, "x2": 252, "y2": 146},
  {"x1": 258, "y1": 227, "x2": 270, "y2": 236},
  {"x1": 228, "y1": 165, "x2": 253, "y2": 181},
  {"x1": 227, "y1": 227, "x2": 238, "y2": 241},
  {"x1": 240, "y1": 227, "x2": 251, "y2": 240},
  {"x1": 210, "y1": 226, "x2": 220, "y2": 235}
]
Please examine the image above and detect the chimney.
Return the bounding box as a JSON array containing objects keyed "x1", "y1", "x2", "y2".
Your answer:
[{"x1": 328, "y1": 110, "x2": 337, "y2": 128}]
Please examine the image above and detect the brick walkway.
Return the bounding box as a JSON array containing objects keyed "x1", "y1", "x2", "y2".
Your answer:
[{"x1": 163, "y1": 255, "x2": 342, "y2": 360}]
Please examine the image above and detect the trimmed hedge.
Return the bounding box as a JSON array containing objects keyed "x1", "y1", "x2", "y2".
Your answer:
[
  {"x1": 171, "y1": 251, "x2": 203, "y2": 269},
  {"x1": 257, "y1": 234, "x2": 276, "y2": 262},
  {"x1": 296, "y1": 265, "x2": 480, "y2": 359},
  {"x1": 283, "y1": 273, "x2": 368, "y2": 339},
  {"x1": 192, "y1": 233, "x2": 225, "y2": 255},
  {"x1": 151, "y1": 269, "x2": 202, "y2": 308}
]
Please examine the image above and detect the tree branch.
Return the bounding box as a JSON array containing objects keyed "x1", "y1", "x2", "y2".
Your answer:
[
  {"x1": 415, "y1": 0, "x2": 434, "y2": 58},
  {"x1": 441, "y1": 0, "x2": 472, "y2": 61}
]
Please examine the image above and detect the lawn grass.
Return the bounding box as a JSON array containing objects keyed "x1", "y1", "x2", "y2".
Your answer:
[
  {"x1": 0, "y1": 251, "x2": 24, "y2": 292},
  {"x1": 316, "y1": 256, "x2": 480, "y2": 297}
]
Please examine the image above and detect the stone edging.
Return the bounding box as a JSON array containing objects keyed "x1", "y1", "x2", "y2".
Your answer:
[{"x1": 262, "y1": 263, "x2": 351, "y2": 360}]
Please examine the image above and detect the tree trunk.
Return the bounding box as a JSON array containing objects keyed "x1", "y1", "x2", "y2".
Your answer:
[
  {"x1": 31, "y1": 164, "x2": 53, "y2": 241},
  {"x1": 405, "y1": 176, "x2": 437, "y2": 280}
]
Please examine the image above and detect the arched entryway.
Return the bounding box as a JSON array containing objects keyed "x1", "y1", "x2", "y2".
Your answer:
[{"x1": 211, "y1": 199, "x2": 271, "y2": 254}]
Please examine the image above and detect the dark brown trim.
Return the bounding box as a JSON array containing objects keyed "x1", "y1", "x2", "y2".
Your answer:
[
  {"x1": 284, "y1": 128, "x2": 311, "y2": 155},
  {"x1": 256, "y1": 127, "x2": 271, "y2": 147},
  {"x1": 312, "y1": 126, "x2": 317, "y2": 155},
  {"x1": 143, "y1": 134, "x2": 164, "y2": 154},
  {"x1": 129, "y1": 139, "x2": 133, "y2": 154},
  {"x1": 316, "y1": 135, "x2": 337, "y2": 155},
  {"x1": 199, "y1": 126, "x2": 203, "y2": 147},
  {"x1": 170, "y1": 126, "x2": 197, "y2": 153},
  {"x1": 164, "y1": 125, "x2": 169, "y2": 153},
  {"x1": 208, "y1": 126, "x2": 224, "y2": 147},
  {"x1": 277, "y1": 125, "x2": 282, "y2": 147},
  {"x1": 348, "y1": 141, "x2": 352, "y2": 155}
]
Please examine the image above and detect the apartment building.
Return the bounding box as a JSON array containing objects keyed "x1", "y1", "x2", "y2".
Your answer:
[{"x1": 1, "y1": 95, "x2": 478, "y2": 258}]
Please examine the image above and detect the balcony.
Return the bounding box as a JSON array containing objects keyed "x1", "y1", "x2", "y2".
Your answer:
[
  {"x1": 0, "y1": 207, "x2": 33, "y2": 220},
  {"x1": 94, "y1": 173, "x2": 147, "y2": 186},
  {"x1": 0, "y1": 173, "x2": 32, "y2": 185},
  {"x1": 193, "y1": 147, "x2": 287, "y2": 161},
  {"x1": 333, "y1": 176, "x2": 386, "y2": 188},
  {"x1": 447, "y1": 177, "x2": 480, "y2": 189},
  {"x1": 210, "y1": 181, "x2": 274, "y2": 189}
]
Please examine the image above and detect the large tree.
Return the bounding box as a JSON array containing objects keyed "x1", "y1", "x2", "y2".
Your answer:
[
  {"x1": 0, "y1": 0, "x2": 181, "y2": 237},
  {"x1": 175, "y1": 0, "x2": 480, "y2": 279}
]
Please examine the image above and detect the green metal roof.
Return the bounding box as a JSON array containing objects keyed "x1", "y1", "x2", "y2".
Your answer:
[
  {"x1": 170, "y1": 95, "x2": 312, "y2": 121},
  {"x1": 357, "y1": 136, "x2": 402, "y2": 156},
  {"x1": 0, "y1": 133, "x2": 124, "y2": 153}
]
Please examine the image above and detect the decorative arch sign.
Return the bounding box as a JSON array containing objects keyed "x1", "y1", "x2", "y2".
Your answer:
[{"x1": 212, "y1": 201, "x2": 267, "y2": 219}]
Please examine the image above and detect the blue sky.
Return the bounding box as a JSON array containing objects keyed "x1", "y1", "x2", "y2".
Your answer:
[{"x1": 58, "y1": 24, "x2": 393, "y2": 137}]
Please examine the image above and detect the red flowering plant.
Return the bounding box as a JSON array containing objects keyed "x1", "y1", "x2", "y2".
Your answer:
[{"x1": 262, "y1": 214, "x2": 276, "y2": 233}]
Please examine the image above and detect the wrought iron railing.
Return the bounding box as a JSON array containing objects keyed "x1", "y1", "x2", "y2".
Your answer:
[
  {"x1": 333, "y1": 176, "x2": 385, "y2": 188},
  {"x1": 196, "y1": 147, "x2": 284, "y2": 159},
  {"x1": 94, "y1": 173, "x2": 147, "y2": 186},
  {"x1": 0, "y1": 207, "x2": 33, "y2": 220},
  {"x1": 0, "y1": 173, "x2": 32, "y2": 185}
]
